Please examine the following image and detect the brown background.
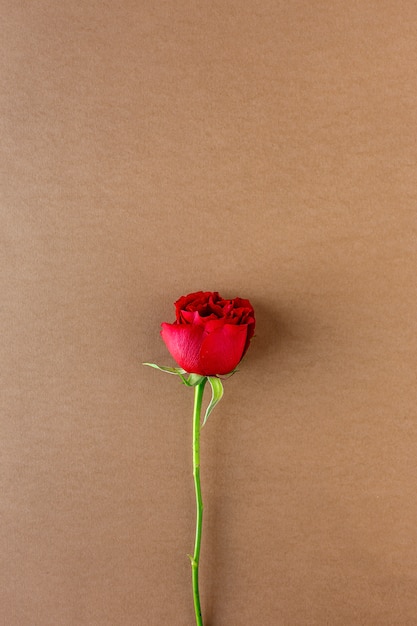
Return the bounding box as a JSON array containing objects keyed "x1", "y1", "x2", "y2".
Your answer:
[{"x1": 1, "y1": 1, "x2": 417, "y2": 624}]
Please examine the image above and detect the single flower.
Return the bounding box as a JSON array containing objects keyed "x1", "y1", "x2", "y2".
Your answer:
[
  {"x1": 160, "y1": 291, "x2": 255, "y2": 376},
  {"x1": 144, "y1": 291, "x2": 255, "y2": 625}
]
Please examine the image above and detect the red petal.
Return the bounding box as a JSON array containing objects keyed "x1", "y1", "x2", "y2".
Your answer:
[
  {"x1": 175, "y1": 292, "x2": 218, "y2": 321},
  {"x1": 160, "y1": 323, "x2": 205, "y2": 374},
  {"x1": 199, "y1": 324, "x2": 248, "y2": 375}
]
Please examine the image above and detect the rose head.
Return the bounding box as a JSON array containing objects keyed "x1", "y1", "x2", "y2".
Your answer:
[{"x1": 160, "y1": 291, "x2": 255, "y2": 376}]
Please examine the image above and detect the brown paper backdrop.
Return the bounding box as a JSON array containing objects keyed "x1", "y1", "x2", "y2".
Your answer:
[{"x1": 2, "y1": 2, "x2": 417, "y2": 624}]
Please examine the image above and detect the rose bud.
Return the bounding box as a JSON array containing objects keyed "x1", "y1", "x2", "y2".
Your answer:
[{"x1": 160, "y1": 291, "x2": 255, "y2": 376}]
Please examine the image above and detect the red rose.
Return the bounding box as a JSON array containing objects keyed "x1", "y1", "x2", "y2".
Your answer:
[{"x1": 160, "y1": 291, "x2": 255, "y2": 376}]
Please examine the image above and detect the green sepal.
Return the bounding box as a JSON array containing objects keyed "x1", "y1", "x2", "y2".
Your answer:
[
  {"x1": 218, "y1": 368, "x2": 238, "y2": 380},
  {"x1": 143, "y1": 363, "x2": 206, "y2": 388},
  {"x1": 202, "y1": 376, "x2": 224, "y2": 427},
  {"x1": 143, "y1": 363, "x2": 187, "y2": 376},
  {"x1": 186, "y1": 373, "x2": 206, "y2": 387}
]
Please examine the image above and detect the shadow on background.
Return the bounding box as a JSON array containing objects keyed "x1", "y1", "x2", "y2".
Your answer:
[{"x1": 202, "y1": 297, "x2": 310, "y2": 625}]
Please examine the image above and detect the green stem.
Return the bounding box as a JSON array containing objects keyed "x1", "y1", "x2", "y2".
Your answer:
[{"x1": 191, "y1": 379, "x2": 207, "y2": 626}]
